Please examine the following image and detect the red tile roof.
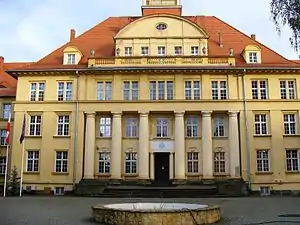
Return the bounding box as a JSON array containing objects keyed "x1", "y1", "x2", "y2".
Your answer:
[{"x1": 10, "y1": 15, "x2": 300, "y2": 70}]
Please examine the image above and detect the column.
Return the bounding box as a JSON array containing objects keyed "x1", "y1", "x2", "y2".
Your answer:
[
  {"x1": 138, "y1": 112, "x2": 149, "y2": 179},
  {"x1": 111, "y1": 112, "x2": 122, "y2": 179},
  {"x1": 150, "y1": 153, "x2": 154, "y2": 180},
  {"x1": 201, "y1": 111, "x2": 213, "y2": 178},
  {"x1": 174, "y1": 111, "x2": 185, "y2": 180},
  {"x1": 84, "y1": 112, "x2": 96, "y2": 179},
  {"x1": 228, "y1": 111, "x2": 240, "y2": 177},
  {"x1": 169, "y1": 153, "x2": 174, "y2": 180}
]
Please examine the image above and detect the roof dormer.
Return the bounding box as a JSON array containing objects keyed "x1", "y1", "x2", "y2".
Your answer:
[
  {"x1": 63, "y1": 46, "x2": 82, "y2": 65},
  {"x1": 242, "y1": 44, "x2": 261, "y2": 64}
]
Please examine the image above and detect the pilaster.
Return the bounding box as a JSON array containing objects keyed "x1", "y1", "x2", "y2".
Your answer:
[
  {"x1": 228, "y1": 111, "x2": 240, "y2": 177},
  {"x1": 111, "y1": 112, "x2": 122, "y2": 179},
  {"x1": 174, "y1": 111, "x2": 185, "y2": 180},
  {"x1": 138, "y1": 111, "x2": 150, "y2": 179},
  {"x1": 201, "y1": 111, "x2": 213, "y2": 178}
]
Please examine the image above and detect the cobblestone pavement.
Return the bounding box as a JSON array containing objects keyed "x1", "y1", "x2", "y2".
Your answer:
[{"x1": 0, "y1": 196, "x2": 300, "y2": 225}]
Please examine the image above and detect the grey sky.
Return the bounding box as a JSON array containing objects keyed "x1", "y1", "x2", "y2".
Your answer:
[{"x1": 0, "y1": 0, "x2": 298, "y2": 62}]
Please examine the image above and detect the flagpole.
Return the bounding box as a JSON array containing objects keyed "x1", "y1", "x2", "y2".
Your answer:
[
  {"x1": 19, "y1": 141, "x2": 25, "y2": 197},
  {"x1": 3, "y1": 144, "x2": 9, "y2": 197}
]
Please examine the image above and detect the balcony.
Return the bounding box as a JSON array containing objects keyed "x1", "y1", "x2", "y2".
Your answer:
[{"x1": 88, "y1": 56, "x2": 235, "y2": 68}]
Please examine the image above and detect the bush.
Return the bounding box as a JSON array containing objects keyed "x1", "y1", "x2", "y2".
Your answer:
[{"x1": 7, "y1": 166, "x2": 20, "y2": 196}]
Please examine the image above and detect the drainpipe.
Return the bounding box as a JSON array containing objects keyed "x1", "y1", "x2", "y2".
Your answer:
[
  {"x1": 241, "y1": 69, "x2": 251, "y2": 191},
  {"x1": 73, "y1": 70, "x2": 80, "y2": 189}
]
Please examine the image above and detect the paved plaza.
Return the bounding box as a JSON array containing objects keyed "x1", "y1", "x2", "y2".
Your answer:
[{"x1": 0, "y1": 196, "x2": 299, "y2": 225}]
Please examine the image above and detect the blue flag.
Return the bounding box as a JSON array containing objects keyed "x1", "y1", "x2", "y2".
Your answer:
[{"x1": 20, "y1": 114, "x2": 26, "y2": 144}]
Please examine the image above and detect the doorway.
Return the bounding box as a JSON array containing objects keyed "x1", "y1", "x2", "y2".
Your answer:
[{"x1": 154, "y1": 153, "x2": 170, "y2": 185}]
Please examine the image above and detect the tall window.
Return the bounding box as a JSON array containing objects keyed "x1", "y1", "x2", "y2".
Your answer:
[
  {"x1": 286, "y1": 149, "x2": 300, "y2": 172},
  {"x1": 214, "y1": 151, "x2": 226, "y2": 173},
  {"x1": 125, "y1": 118, "x2": 138, "y2": 137},
  {"x1": 26, "y1": 151, "x2": 39, "y2": 172},
  {"x1": 149, "y1": 81, "x2": 173, "y2": 100},
  {"x1": 249, "y1": 52, "x2": 258, "y2": 63},
  {"x1": 29, "y1": 115, "x2": 41, "y2": 136},
  {"x1": 156, "y1": 118, "x2": 168, "y2": 137},
  {"x1": 174, "y1": 46, "x2": 182, "y2": 55},
  {"x1": 98, "y1": 152, "x2": 110, "y2": 174},
  {"x1": 0, "y1": 129, "x2": 6, "y2": 146},
  {"x1": 55, "y1": 151, "x2": 68, "y2": 173},
  {"x1": 257, "y1": 150, "x2": 270, "y2": 172},
  {"x1": 0, "y1": 157, "x2": 6, "y2": 175},
  {"x1": 67, "y1": 54, "x2": 75, "y2": 64},
  {"x1": 30, "y1": 82, "x2": 45, "y2": 101},
  {"x1": 2, "y1": 103, "x2": 11, "y2": 119},
  {"x1": 57, "y1": 115, "x2": 70, "y2": 136},
  {"x1": 141, "y1": 47, "x2": 149, "y2": 56},
  {"x1": 186, "y1": 117, "x2": 198, "y2": 137},
  {"x1": 125, "y1": 152, "x2": 137, "y2": 174},
  {"x1": 157, "y1": 46, "x2": 166, "y2": 56},
  {"x1": 99, "y1": 117, "x2": 111, "y2": 137},
  {"x1": 211, "y1": 81, "x2": 227, "y2": 100},
  {"x1": 213, "y1": 117, "x2": 225, "y2": 137},
  {"x1": 124, "y1": 47, "x2": 132, "y2": 56},
  {"x1": 251, "y1": 80, "x2": 268, "y2": 99},
  {"x1": 57, "y1": 82, "x2": 72, "y2": 101},
  {"x1": 280, "y1": 80, "x2": 296, "y2": 99},
  {"x1": 123, "y1": 81, "x2": 138, "y2": 100},
  {"x1": 187, "y1": 152, "x2": 199, "y2": 173},
  {"x1": 97, "y1": 81, "x2": 112, "y2": 100},
  {"x1": 185, "y1": 81, "x2": 201, "y2": 100},
  {"x1": 254, "y1": 114, "x2": 268, "y2": 135},
  {"x1": 283, "y1": 114, "x2": 296, "y2": 135},
  {"x1": 191, "y1": 46, "x2": 199, "y2": 56}
]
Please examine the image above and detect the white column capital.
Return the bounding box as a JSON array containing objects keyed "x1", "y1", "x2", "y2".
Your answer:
[
  {"x1": 139, "y1": 111, "x2": 149, "y2": 116},
  {"x1": 174, "y1": 111, "x2": 185, "y2": 117},
  {"x1": 228, "y1": 111, "x2": 239, "y2": 117},
  {"x1": 201, "y1": 111, "x2": 212, "y2": 117},
  {"x1": 112, "y1": 112, "x2": 122, "y2": 117},
  {"x1": 85, "y1": 112, "x2": 96, "y2": 117}
]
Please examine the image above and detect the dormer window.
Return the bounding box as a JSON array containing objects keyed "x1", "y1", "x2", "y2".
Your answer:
[
  {"x1": 249, "y1": 52, "x2": 258, "y2": 63},
  {"x1": 158, "y1": 46, "x2": 166, "y2": 56},
  {"x1": 67, "y1": 54, "x2": 75, "y2": 64},
  {"x1": 174, "y1": 46, "x2": 182, "y2": 56},
  {"x1": 124, "y1": 47, "x2": 132, "y2": 56},
  {"x1": 243, "y1": 45, "x2": 261, "y2": 64},
  {"x1": 191, "y1": 46, "x2": 199, "y2": 56}
]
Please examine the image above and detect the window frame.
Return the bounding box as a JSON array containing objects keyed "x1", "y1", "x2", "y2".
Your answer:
[
  {"x1": 28, "y1": 115, "x2": 42, "y2": 136},
  {"x1": 55, "y1": 151, "x2": 68, "y2": 173},
  {"x1": 286, "y1": 149, "x2": 300, "y2": 172},
  {"x1": 214, "y1": 151, "x2": 226, "y2": 173},
  {"x1": 156, "y1": 118, "x2": 168, "y2": 137},
  {"x1": 99, "y1": 116, "x2": 111, "y2": 137},
  {"x1": 187, "y1": 151, "x2": 199, "y2": 173},
  {"x1": 57, "y1": 81, "x2": 73, "y2": 101},
  {"x1": 125, "y1": 152, "x2": 137, "y2": 174},
  {"x1": 26, "y1": 150, "x2": 40, "y2": 172},
  {"x1": 57, "y1": 115, "x2": 70, "y2": 136},
  {"x1": 254, "y1": 113, "x2": 268, "y2": 135},
  {"x1": 251, "y1": 80, "x2": 268, "y2": 100},
  {"x1": 256, "y1": 150, "x2": 270, "y2": 172},
  {"x1": 280, "y1": 80, "x2": 296, "y2": 100},
  {"x1": 283, "y1": 113, "x2": 297, "y2": 135},
  {"x1": 97, "y1": 81, "x2": 112, "y2": 100}
]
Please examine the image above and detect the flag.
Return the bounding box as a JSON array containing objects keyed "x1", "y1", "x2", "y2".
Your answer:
[
  {"x1": 5, "y1": 113, "x2": 11, "y2": 145},
  {"x1": 20, "y1": 114, "x2": 26, "y2": 144}
]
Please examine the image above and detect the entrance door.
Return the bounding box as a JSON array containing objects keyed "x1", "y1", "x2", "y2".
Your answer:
[{"x1": 154, "y1": 153, "x2": 170, "y2": 185}]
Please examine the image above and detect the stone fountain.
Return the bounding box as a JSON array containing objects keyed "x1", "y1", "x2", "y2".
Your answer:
[{"x1": 92, "y1": 202, "x2": 221, "y2": 225}]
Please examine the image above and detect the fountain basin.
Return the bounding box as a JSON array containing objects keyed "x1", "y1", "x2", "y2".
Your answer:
[{"x1": 92, "y1": 203, "x2": 221, "y2": 225}]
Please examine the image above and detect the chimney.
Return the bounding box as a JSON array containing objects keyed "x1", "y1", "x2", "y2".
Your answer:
[
  {"x1": 218, "y1": 32, "x2": 223, "y2": 48},
  {"x1": 70, "y1": 29, "x2": 76, "y2": 42},
  {"x1": 0, "y1": 56, "x2": 4, "y2": 74},
  {"x1": 251, "y1": 34, "x2": 256, "y2": 40}
]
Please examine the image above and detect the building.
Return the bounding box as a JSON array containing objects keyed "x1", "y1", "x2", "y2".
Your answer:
[{"x1": 6, "y1": 0, "x2": 300, "y2": 196}]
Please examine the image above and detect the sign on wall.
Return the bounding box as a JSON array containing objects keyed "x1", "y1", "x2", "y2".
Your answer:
[{"x1": 151, "y1": 141, "x2": 174, "y2": 152}]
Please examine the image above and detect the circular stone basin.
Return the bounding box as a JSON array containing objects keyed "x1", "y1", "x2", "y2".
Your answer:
[{"x1": 92, "y1": 203, "x2": 221, "y2": 225}]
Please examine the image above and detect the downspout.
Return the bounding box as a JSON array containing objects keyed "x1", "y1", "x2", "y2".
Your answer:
[
  {"x1": 242, "y1": 69, "x2": 251, "y2": 191},
  {"x1": 73, "y1": 70, "x2": 80, "y2": 189}
]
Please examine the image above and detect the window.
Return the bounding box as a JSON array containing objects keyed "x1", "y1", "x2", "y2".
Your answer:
[
  {"x1": 29, "y1": 115, "x2": 41, "y2": 136},
  {"x1": 2, "y1": 103, "x2": 11, "y2": 119},
  {"x1": 98, "y1": 152, "x2": 110, "y2": 174},
  {"x1": 26, "y1": 151, "x2": 39, "y2": 172},
  {"x1": 125, "y1": 118, "x2": 138, "y2": 137},
  {"x1": 156, "y1": 118, "x2": 168, "y2": 137},
  {"x1": 67, "y1": 54, "x2": 75, "y2": 64},
  {"x1": 280, "y1": 80, "x2": 296, "y2": 99},
  {"x1": 214, "y1": 151, "x2": 226, "y2": 173},
  {"x1": 57, "y1": 82, "x2": 72, "y2": 101},
  {"x1": 99, "y1": 117, "x2": 111, "y2": 137},
  {"x1": 174, "y1": 46, "x2": 182, "y2": 55},
  {"x1": 141, "y1": 47, "x2": 149, "y2": 56},
  {"x1": 185, "y1": 81, "x2": 201, "y2": 100},
  {"x1": 187, "y1": 152, "x2": 199, "y2": 173},
  {"x1": 57, "y1": 115, "x2": 70, "y2": 136},
  {"x1": 257, "y1": 150, "x2": 270, "y2": 172},
  {"x1": 97, "y1": 81, "x2": 112, "y2": 100},
  {"x1": 213, "y1": 117, "x2": 225, "y2": 137},
  {"x1": 191, "y1": 46, "x2": 199, "y2": 56},
  {"x1": 186, "y1": 117, "x2": 198, "y2": 137},
  {"x1": 0, "y1": 129, "x2": 6, "y2": 146},
  {"x1": 211, "y1": 81, "x2": 227, "y2": 100},
  {"x1": 30, "y1": 82, "x2": 45, "y2": 101},
  {"x1": 286, "y1": 149, "x2": 300, "y2": 172},
  {"x1": 123, "y1": 81, "x2": 138, "y2": 100},
  {"x1": 251, "y1": 80, "x2": 268, "y2": 99},
  {"x1": 125, "y1": 152, "x2": 137, "y2": 174},
  {"x1": 55, "y1": 151, "x2": 68, "y2": 173},
  {"x1": 0, "y1": 157, "x2": 6, "y2": 175},
  {"x1": 156, "y1": 23, "x2": 167, "y2": 30},
  {"x1": 124, "y1": 47, "x2": 132, "y2": 56},
  {"x1": 149, "y1": 81, "x2": 173, "y2": 100},
  {"x1": 249, "y1": 52, "x2": 258, "y2": 63},
  {"x1": 158, "y1": 46, "x2": 166, "y2": 56},
  {"x1": 283, "y1": 114, "x2": 296, "y2": 135},
  {"x1": 254, "y1": 114, "x2": 268, "y2": 135}
]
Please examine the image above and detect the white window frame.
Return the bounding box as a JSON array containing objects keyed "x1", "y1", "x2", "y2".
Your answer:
[
  {"x1": 0, "y1": 156, "x2": 6, "y2": 175},
  {"x1": 156, "y1": 118, "x2": 168, "y2": 137},
  {"x1": 254, "y1": 114, "x2": 268, "y2": 135},
  {"x1": 30, "y1": 82, "x2": 45, "y2": 101},
  {"x1": 185, "y1": 81, "x2": 201, "y2": 100},
  {"x1": 123, "y1": 81, "x2": 139, "y2": 100},
  {"x1": 186, "y1": 117, "x2": 198, "y2": 137},
  {"x1": 191, "y1": 46, "x2": 199, "y2": 56},
  {"x1": 214, "y1": 151, "x2": 226, "y2": 173},
  {"x1": 29, "y1": 115, "x2": 41, "y2": 136},
  {"x1": 213, "y1": 116, "x2": 225, "y2": 137},
  {"x1": 67, "y1": 54, "x2": 75, "y2": 64},
  {"x1": 97, "y1": 81, "x2": 112, "y2": 100},
  {"x1": 99, "y1": 117, "x2": 111, "y2": 137},
  {"x1": 187, "y1": 152, "x2": 199, "y2": 173},
  {"x1": 55, "y1": 151, "x2": 68, "y2": 173},
  {"x1": 141, "y1": 47, "x2": 149, "y2": 56},
  {"x1": 280, "y1": 80, "x2": 296, "y2": 100},
  {"x1": 2, "y1": 103, "x2": 11, "y2": 119},
  {"x1": 286, "y1": 149, "x2": 300, "y2": 172},
  {"x1": 251, "y1": 80, "x2": 268, "y2": 99},
  {"x1": 211, "y1": 80, "x2": 227, "y2": 100},
  {"x1": 149, "y1": 81, "x2": 173, "y2": 100},
  {"x1": 124, "y1": 47, "x2": 133, "y2": 56},
  {"x1": 174, "y1": 46, "x2": 182, "y2": 55},
  {"x1": 98, "y1": 151, "x2": 110, "y2": 174},
  {"x1": 125, "y1": 118, "x2": 138, "y2": 137},
  {"x1": 26, "y1": 151, "x2": 39, "y2": 172},
  {"x1": 157, "y1": 46, "x2": 166, "y2": 56},
  {"x1": 249, "y1": 52, "x2": 258, "y2": 63},
  {"x1": 256, "y1": 150, "x2": 270, "y2": 172},
  {"x1": 283, "y1": 113, "x2": 297, "y2": 135},
  {"x1": 57, "y1": 81, "x2": 72, "y2": 101},
  {"x1": 57, "y1": 115, "x2": 70, "y2": 136},
  {"x1": 0, "y1": 129, "x2": 7, "y2": 146},
  {"x1": 125, "y1": 152, "x2": 137, "y2": 174}
]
